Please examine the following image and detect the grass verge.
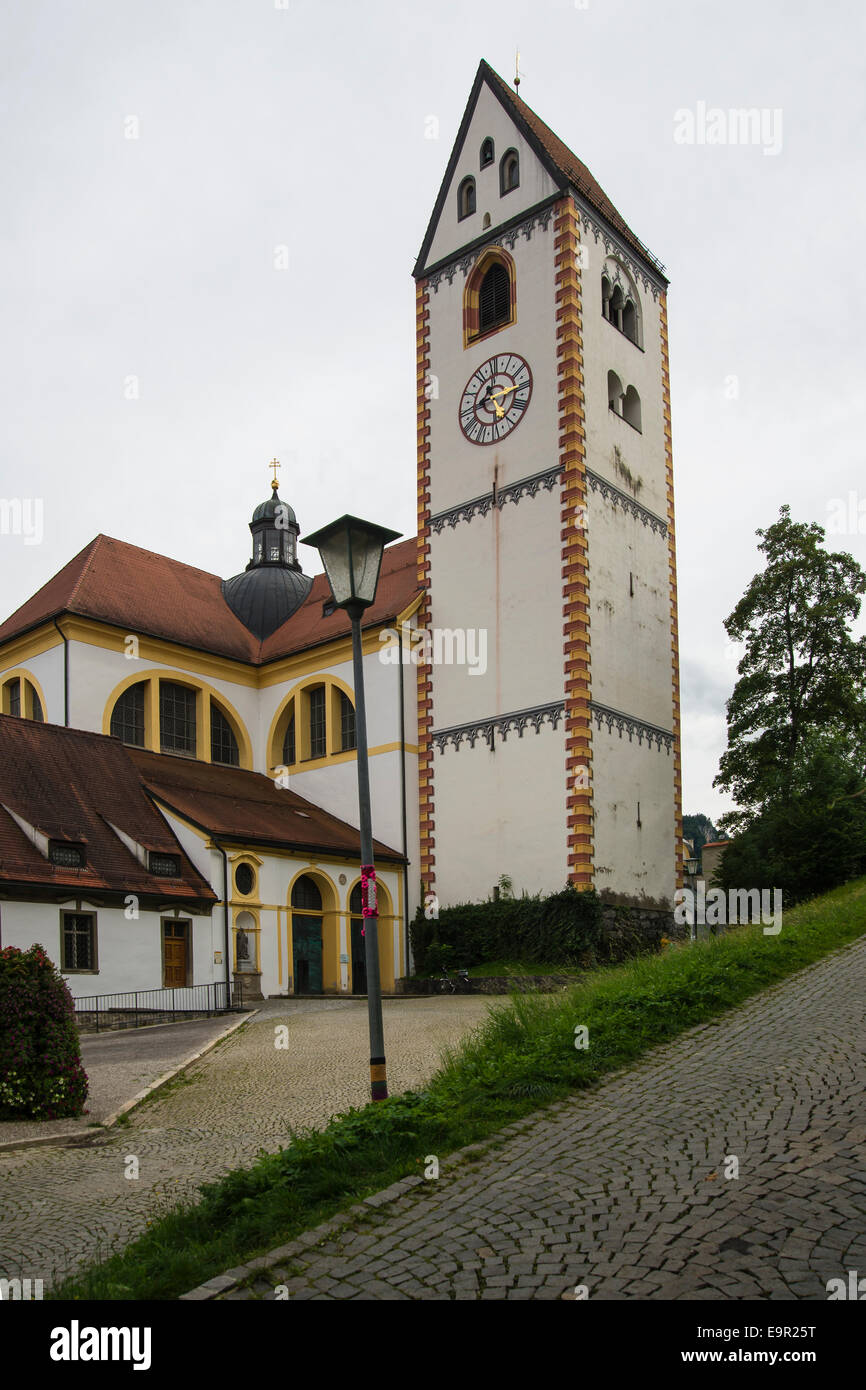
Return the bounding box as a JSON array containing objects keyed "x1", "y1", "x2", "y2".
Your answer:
[{"x1": 51, "y1": 877, "x2": 866, "y2": 1301}]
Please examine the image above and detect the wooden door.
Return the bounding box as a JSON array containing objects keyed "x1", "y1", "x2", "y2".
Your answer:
[{"x1": 163, "y1": 922, "x2": 188, "y2": 987}]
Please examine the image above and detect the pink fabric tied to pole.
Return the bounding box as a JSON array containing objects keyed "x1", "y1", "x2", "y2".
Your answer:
[{"x1": 360, "y1": 865, "x2": 377, "y2": 936}]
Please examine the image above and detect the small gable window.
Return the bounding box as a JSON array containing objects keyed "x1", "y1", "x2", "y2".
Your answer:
[
  {"x1": 457, "y1": 176, "x2": 476, "y2": 222},
  {"x1": 480, "y1": 137, "x2": 494, "y2": 168},
  {"x1": 500, "y1": 149, "x2": 519, "y2": 195}
]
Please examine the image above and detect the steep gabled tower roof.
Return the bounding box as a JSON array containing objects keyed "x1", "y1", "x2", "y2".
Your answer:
[{"x1": 413, "y1": 58, "x2": 666, "y2": 282}]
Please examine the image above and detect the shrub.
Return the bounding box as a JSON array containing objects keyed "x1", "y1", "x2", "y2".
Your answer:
[
  {"x1": 411, "y1": 883, "x2": 605, "y2": 974},
  {"x1": 0, "y1": 943, "x2": 88, "y2": 1119}
]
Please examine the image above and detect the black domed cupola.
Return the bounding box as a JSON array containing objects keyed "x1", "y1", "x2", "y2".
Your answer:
[
  {"x1": 249, "y1": 477, "x2": 300, "y2": 570},
  {"x1": 222, "y1": 461, "x2": 313, "y2": 640}
]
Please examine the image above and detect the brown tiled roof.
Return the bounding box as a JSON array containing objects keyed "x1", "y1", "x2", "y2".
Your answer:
[
  {"x1": 0, "y1": 716, "x2": 216, "y2": 903},
  {"x1": 129, "y1": 748, "x2": 404, "y2": 862},
  {"x1": 482, "y1": 62, "x2": 665, "y2": 275},
  {"x1": 0, "y1": 534, "x2": 421, "y2": 667}
]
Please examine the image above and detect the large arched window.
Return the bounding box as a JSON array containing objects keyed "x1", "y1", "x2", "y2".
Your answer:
[
  {"x1": 110, "y1": 680, "x2": 146, "y2": 746},
  {"x1": 1, "y1": 672, "x2": 45, "y2": 723},
  {"x1": 457, "y1": 176, "x2": 476, "y2": 221},
  {"x1": 210, "y1": 703, "x2": 240, "y2": 766},
  {"x1": 270, "y1": 679, "x2": 357, "y2": 769},
  {"x1": 500, "y1": 148, "x2": 519, "y2": 195},
  {"x1": 160, "y1": 681, "x2": 196, "y2": 756}
]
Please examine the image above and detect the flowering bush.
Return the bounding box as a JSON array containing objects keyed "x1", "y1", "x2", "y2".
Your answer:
[{"x1": 0, "y1": 944, "x2": 88, "y2": 1119}]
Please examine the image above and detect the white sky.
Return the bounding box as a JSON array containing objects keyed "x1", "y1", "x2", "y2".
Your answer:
[{"x1": 1, "y1": 0, "x2": 864, "y2": 827}]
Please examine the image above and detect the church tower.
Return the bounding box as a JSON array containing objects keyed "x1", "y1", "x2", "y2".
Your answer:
[{"x1": 414, "y1": 60, "x2": 681, "y2": 909}]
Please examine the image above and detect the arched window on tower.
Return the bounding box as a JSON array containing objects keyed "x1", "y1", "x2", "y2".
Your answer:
[
  {"x1": 478, "y1": 262, "x2": 511, "y2": 333},
  {"x1": 480, "y1": 137, "x2": 494, "y2": 168},
  {"x1": 457, "y1": 176, "x2": 476, "y2": 221},
  {"x1": 602, "y1": 258, "x2": 642, "y2": 347},
  {"x1": 623, "y1": 385, "x2": 642, "y2": 432},
  {"x1": 608, "y1": 370, "x2": 624, "y2": 417},
  {"x1": 500, "y1": 149, "x2": 519, "y2": 195}
]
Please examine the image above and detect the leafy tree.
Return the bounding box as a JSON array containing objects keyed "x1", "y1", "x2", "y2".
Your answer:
[
  {"x1": 716, "y1": 741, "x2": 866, "y2": 904},
  {"x1": 714, "y1": 505, "x2": 866, "y2": 830}
]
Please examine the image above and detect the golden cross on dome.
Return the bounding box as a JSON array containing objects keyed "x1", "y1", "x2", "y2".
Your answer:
[{"x1": 269, "y1": 457, "x2": 281, "y2": 491}]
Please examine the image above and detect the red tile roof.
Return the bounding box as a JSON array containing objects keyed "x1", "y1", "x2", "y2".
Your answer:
[
  {"x1": 0, "y1": 716, "x2": 216, "y2": 903},
  {"x1": 482, "y1": 62, "x2": 666, "y2": 276},
  {"x1": 0, "y1": 534, "x2": 421, "y2": 667},
  {"x1": 129, "y1": 748, "x2": 404, "y2": 862}
]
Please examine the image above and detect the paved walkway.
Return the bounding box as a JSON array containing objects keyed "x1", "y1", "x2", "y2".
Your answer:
[
  {"x1": 0, "y1": 1012, "x2": 246, "y2": 1147},
  {"x1": 0, "y1": 996, "x2": 491, "y2": 1289},
  {"x1": 207, "y1": 939, "x2": 866, "y2": 1301}
]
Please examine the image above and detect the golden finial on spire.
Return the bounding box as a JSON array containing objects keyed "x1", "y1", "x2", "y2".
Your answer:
[{"x1": 269, "y1": 457, "x2": 281, "y2": 492}]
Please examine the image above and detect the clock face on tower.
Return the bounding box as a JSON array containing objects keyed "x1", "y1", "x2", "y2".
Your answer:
[{"x1": 458, "y1": 353, "x2": 533, "y2": 446}]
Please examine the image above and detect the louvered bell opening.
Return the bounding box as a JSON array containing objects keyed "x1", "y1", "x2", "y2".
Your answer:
[{"x1": 479, "y1": 264, "x2": 510, "y2": 332}]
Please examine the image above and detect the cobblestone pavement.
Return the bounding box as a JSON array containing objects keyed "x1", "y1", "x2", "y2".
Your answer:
[
  {"x1": 214, "y1": 939, "x2": 866, "y2": 1302},
  {"x1": 0, "y1": 996, "x2": 491, "y2": 1289}
]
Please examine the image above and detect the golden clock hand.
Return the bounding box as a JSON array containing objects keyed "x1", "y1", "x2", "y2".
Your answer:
[{"x1": 488, "y1": 383, "x2": 517, "y2": 401}]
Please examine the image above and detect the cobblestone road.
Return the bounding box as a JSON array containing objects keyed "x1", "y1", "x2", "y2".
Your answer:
[
  {"x1": 0, "y1": 996, "x2": 491, "y2": 1289},
  {"x1": 214, "y1": 939, "x2": 866, "y2": 1301}
]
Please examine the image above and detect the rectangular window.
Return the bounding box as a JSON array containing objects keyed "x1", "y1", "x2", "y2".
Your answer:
[
  {"x1": 308, "y1": 686, "x2": 326, "y2": 760},
  {"x1": 62, "y1": 913, "x2": 96, "y2": 972},
  {"x1": 160, "y1": 682, "x2": 196, "y2": 755},
  {"x1": 340, "y1": 692, "x2": 356, "y2": 751}
]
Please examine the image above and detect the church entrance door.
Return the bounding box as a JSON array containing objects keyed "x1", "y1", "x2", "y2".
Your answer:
[
  {"x1": 163, "y1": 921, "x2": 189, "y2": 987},
  {"x1": 291, "y1": 875, "x2": 324, "y2": 995}
]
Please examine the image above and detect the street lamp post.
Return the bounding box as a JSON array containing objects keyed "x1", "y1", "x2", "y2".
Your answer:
[{"x1": 300, "y1": 514, "x2": 401, "y2": 1102}]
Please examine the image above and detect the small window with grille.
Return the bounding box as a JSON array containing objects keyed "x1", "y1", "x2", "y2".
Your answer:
[
  {"x1": 150, "y1": 853, "x2": 181, "y2": 877},
  {"x1": 62, "y1": 912, "x2": 96, "y2": 971},
  {"x1": 49, "y1": 841, "x2": 85, "y2": 868}
]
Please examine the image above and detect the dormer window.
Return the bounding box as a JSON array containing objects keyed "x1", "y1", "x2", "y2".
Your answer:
[
  {"x1": 457, "y1": 176, "x2": 476, "y2": 221},
  {"x1": 49, "y1": 841, "x2": 85, "y2": 868},
  {"x1": 500, "y1": 149, "x2": 519, "y2": 195},
  {"x1": 480, "y1": 137, "x2": 494, "y2": 168},
  {"x1": 150, "y1": 852, "x2": 181, "y2": 877},
  {"x1": 322, "y1": 599, "x2": 335, "y2": 617}
]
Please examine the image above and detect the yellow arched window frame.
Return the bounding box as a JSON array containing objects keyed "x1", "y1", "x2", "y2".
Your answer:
[
  {"x1": 0, "y1": 669, "x2": 47, "y2": 722},
  {"x1": 268, "y1": 674, "x2": 357, "y2": 772},
  {"x1": 102, "y1": 671, "x2": 253, "y2": 769},
  {"x1": 463, "y1": 245, "x2": 516, "y2": 349}
]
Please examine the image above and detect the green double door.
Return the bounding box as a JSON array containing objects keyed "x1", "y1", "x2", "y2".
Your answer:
[{"x1": 292, "y1": 914, "x2": 322, "y2": 994}]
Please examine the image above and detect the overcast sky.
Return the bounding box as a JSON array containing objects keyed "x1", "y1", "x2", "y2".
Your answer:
[{"x1": 1, "y1": 0, "x2": 863, "y2": 825}]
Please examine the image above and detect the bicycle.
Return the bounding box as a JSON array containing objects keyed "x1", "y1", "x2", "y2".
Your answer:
[{"x1": 437, "y1": 966, "x2": 472, "y2": 994}]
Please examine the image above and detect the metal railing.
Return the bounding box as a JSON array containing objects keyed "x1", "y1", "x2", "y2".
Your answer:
[{"x1": 73, "y1": 979, "x2": 243, "y2": 1033}]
